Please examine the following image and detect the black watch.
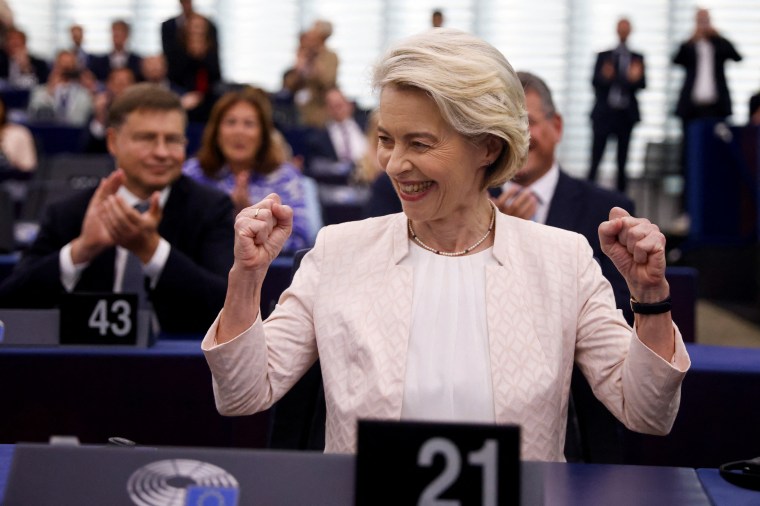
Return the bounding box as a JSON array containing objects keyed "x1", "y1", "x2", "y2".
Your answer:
[{"x1": 629, "y1": 295, "x2": 672, "y2": 315}]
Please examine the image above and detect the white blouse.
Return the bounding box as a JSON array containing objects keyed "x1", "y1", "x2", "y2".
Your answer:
[{"x1": 400, "y1": 243, "x2": 498, "y2": 423}]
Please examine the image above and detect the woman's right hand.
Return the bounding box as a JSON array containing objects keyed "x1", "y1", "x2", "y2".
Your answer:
[{"x1": 233, "y1": 193, "x2": 293, "y2": 274}]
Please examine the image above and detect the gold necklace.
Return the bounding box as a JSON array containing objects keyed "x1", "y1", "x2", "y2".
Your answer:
[{"x1": 408, "y1": 205, "x2": 496, "y2": 257}]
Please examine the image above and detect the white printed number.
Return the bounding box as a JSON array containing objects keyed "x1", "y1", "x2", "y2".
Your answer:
[
  {"x1": 88, "y1": 299, "x2": 132, "y2": 337},
  {"x1": 417, "y1": 438, "x2": 498, "y2": 506}
]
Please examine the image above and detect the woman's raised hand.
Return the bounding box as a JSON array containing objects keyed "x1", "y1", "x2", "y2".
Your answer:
[{"x1": 233, "y1": 193, "x2": 293, "y2": 273}]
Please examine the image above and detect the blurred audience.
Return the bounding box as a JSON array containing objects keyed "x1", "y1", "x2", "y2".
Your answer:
[
  {"x1": 162, "y1": 0, "x2": 218, "y2": 67},
  {"x1": 305, "y1": 87, "x2": 367, "y2": 169},
  {"x1": 69, "y1": 24, "x2": 91, "y2": 71},
  {"x1": 86, "y1": 67, "x2": 136, "y2": 152},
  {"x1": 183, "y1": 87, "x2": 314, "y2": 253},
  {"x1": 27, "y1": 50, "x2": 92, "y2": 126},
  {"x1": 0, "y1": 83, "x2": 235, "y2": 334},
  {"x1": 0, "y1": 28, "x2": 49, "y2": 89},
  {"x1": 88, "y1": 20, "x2": 142, "y2": 83},
  {"x1": 352, "y1": 110, "x2": 381, "y2": 185},
  {"x1": 168, "y1": 13, "x2": 221, "y2": 123},
  {"x1": 0, "y1": 95, "x2": 36, "y2": 177},
  {"x1": 293, "y1": 20, "x2": 339, "y2": 127}
]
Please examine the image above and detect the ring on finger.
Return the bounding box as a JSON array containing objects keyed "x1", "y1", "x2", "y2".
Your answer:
[{"x1": 254, "y1": 208, "x2": 260, "y2": 218}]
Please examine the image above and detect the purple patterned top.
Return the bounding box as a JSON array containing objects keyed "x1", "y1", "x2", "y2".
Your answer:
[{"x1": 182, "y1": 158, "x2": 312, "y2": 253}]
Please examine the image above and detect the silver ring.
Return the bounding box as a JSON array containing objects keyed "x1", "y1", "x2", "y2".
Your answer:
[{"x1": 254, "y1": 208, "x2": 260, "y2": 218}]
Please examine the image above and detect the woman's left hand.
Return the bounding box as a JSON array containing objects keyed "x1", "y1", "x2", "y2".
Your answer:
[{"x1": 598, "y1": 207, "x2": 669, "y2": 302}]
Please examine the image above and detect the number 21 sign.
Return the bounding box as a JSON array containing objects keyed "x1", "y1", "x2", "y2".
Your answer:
[{"x1": 355, "y1": 420, "x2": 520, "y2": 505}]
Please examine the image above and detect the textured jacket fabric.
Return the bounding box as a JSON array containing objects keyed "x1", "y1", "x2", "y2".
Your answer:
[{"x1": 203, "y1": 211, "x2": 690, "y2": 461}]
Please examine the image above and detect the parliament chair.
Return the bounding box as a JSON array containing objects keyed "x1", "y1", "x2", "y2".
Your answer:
[
  {"x1": 25, "y1": 122, "x2": 87, "y2": 156},
  {"x1": 20, "y1": 153, "x2": 115, "y2": 223},
  {"x1": 630, "y1": 140, "x2": 681, "y2": 222}
]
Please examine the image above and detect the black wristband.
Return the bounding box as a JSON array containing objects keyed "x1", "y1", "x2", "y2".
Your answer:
[{"x1": 630, "y1": 295, "x2": 672, "y2": 315}]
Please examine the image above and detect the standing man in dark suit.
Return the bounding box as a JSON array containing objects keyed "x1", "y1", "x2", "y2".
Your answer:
[
  {"x1": 0, "y1": 83, "x2": 234, "y2": 334},
  {"x1": 673, "y1": 8, "x2": 741, "y2": 213},
  {"x1": 494, "y1": 71, "x2": 635, "y2": 322},
  {"x1": 161, "y1": 0, "x2": 218, "y2": 75},
  {"x1": 588, "y1": 17, "x2": 645, "y2": 194}
]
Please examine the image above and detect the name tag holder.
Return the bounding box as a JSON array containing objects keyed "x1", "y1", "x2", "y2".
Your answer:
[
  {"x1": 355, "y1": 419, "x2": 520, "y2": 506},
  {"x1": 59, "y1": 292, "x2": 153, "y2": 346}
]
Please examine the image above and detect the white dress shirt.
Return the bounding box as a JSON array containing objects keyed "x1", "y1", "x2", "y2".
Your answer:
[{"x1": 400, "y1": 245, "x2": 497, "y2": 423}]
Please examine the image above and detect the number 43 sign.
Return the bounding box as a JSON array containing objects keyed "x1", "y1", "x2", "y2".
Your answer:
[
  {"x1": 355, "y1": 420, "x2": 520, "y2": 506},
  {"x1": 60, "y1": 293, "x2": 139, "y2": 345}
]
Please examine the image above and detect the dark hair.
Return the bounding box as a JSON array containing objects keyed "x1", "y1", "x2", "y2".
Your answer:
[
  {"x1": 108, "y1": 83, "x2": 186, "y2": 128},
  {"x1": 196, "y1": 86, "x2": 283, "y2": 178}
]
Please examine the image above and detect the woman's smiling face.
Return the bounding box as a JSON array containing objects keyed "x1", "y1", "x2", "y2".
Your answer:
[
  {"x1": 377, "y1": 85, "x2": 491, "y2": 224},
  {"x1": 218, "y1": 101, "x2": 261, "y2": 168}
]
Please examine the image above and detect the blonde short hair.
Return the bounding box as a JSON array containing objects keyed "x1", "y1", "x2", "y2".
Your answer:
[{"x1": 372, "y1": 28, "x2": 529, "y2": 188}]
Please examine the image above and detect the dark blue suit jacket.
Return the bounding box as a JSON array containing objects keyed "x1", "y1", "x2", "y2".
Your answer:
[
  {"x1": 0, "y1": 175, "x2": 234, "y2": 334},
  {"x1": 590, "y1": 49, "x2": 645, "y2": 125},
  {"x1": 546, "y1": 170, "x2": 635, "y2": 322},
  {"x1": 88, "y1": 52, "x2": 143, "y2": 82}
]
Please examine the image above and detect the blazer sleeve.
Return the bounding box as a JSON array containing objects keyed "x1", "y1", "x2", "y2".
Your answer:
[
  {"x1": 202, "y1": 229, "x2": 323, "y2": 415},
  {"x1": 572, "y1": 235, "x2": 690, "y2": 436}
]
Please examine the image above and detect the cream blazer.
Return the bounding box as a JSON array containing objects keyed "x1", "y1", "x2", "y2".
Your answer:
[{"x1": 203, "y1": 212, "x2": 690, "y2": 461}]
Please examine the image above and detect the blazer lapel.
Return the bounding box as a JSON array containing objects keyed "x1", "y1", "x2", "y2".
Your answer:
[{"x1": 487, "y1": 213, "x2": 551, "y2": 423}]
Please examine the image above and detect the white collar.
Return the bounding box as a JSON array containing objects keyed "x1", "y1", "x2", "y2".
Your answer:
[{"x1": 117, "y1": 184, "x2": 171, "y2": 209}]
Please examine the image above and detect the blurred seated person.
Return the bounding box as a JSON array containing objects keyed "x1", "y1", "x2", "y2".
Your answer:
[
  {"x1": 141, "y1": 54, "x2": 185, "y2": 96},
  {"x1": 0, "y1": 83, "x2": 234, "y2": 334},
  {"x1": 88, "y1": 20, "x2": 142, "y2": 83},
  {"x1": 167, "y1": 13, "x2": 221, "y2": 123},
  {"x1": 270, "y1": 68, "x2": 301, "y2": 129},
  {"x1": 202, "y1": 29, "x2": 690, "y2": 460},
  {"x1": 293, "y1": 20, "x2": 338, "y2": 127},
  {"x1": 0, "y1": 28, "x2": 49, "y2": 89},
  {"x1": 183, "y1": 87, "x2": 313, "y2": 253},
  {"x1": 27, "y1": 50, "x2": 92, "y2": 126},
  {"x1": 0, "y1": 94, "x2": 35, "y2": 180},
  {"x1": 305, "y1": 87, "x2": 367, "y2": 171},
  {"x1": 86, "y1": 67, "x2": 135, "y2": 153}
]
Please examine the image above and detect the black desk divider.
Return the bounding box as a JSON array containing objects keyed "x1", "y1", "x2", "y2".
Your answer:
[{"x1": 4, "y1": 443, "x2": 355, "y2": 506}]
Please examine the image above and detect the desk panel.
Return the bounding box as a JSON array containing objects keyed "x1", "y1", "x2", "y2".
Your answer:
[
  {"x1": 622, "y1": 344, "x2": 760, "y2": 468},
  {"x1": 0, "y1": 444, "x2": 712, "y2": 506},
  {"x1": 0, "y1": 341, "x2": 269, "y2": 449}
]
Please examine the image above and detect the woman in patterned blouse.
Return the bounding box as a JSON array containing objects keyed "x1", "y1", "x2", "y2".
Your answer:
[{"x1": 183, "y1": 86, "x2": 313, "y2": 253}]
